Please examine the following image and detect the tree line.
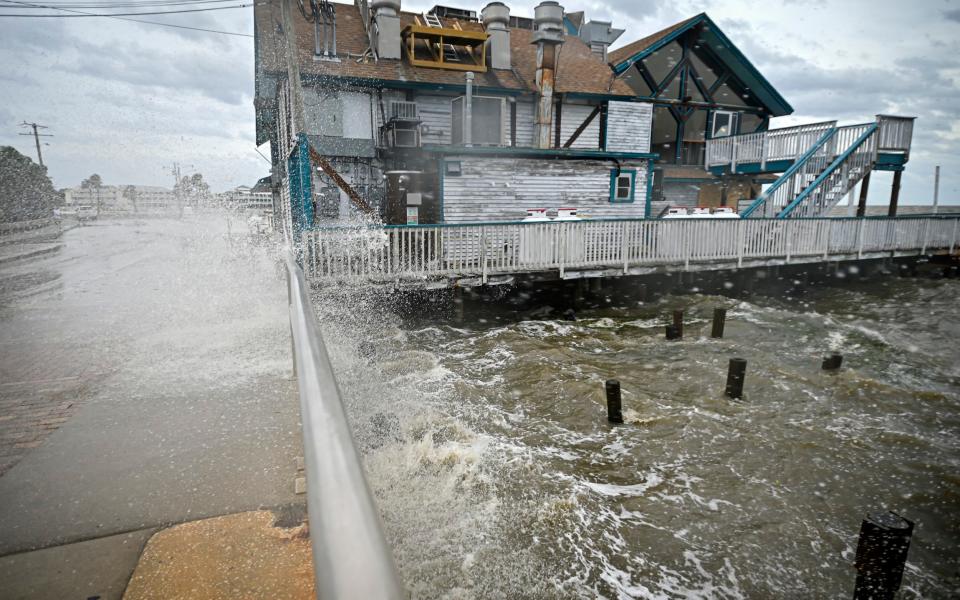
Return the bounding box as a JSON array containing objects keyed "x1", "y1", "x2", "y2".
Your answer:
[{"x1": 0, "y1": 146, "x2": 59, "y2": 222}]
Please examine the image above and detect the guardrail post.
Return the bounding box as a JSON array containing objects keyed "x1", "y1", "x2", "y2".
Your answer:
[
  {"x1": 951, "y1": 219, "x2": 958, "y2": 255},
  {"x1": 785, "y1": 220, "x2": 792, "y2": 263},
  {"x1": 857, "y1": 219, "x2": 866, "y2": 259},
  {"x1": 737, "y1": 220, "x2": 744, "y2": 268},
  {"x1": 621, "y1": 220, "x2": 629, "y2": 274},
  {"x1": 558, "y1": 223, "x2": 566, "y2": 279},
  {"x1": 919, "y1": 219, "x2": 927, "y2": 255},
  {"x1": 731, "y1": 138, "x2": 739, "y2": 172},
  {"x1": 760, "y1": 135, "x2": 767, "y2": 171},
  {"x1": 823, "y1": 220, "x2": 831, "y2": 260},
  {"x1": 480, "y1": 226, "x2": 488, "y2": 285}
]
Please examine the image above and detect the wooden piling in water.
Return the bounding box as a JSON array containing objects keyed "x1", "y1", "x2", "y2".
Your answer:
[
  {"x1": 711, "y1": 308, "x2": 727, "y2": 339},
  {"x1": 822, "y1": 353, "x2": 843, "y2": 370},
  {"x1": 853, "y1": 512, "x2": 913, "y2": 600},
  {"x1": 725, "y1": 358, "x2": 746, "y2": 399},
  {"x1": 605, "y1": 380, "x2": 623, "y2": 424},
  {"x1": 672, "y1": 310, "x2": 684, "y2": 338}
]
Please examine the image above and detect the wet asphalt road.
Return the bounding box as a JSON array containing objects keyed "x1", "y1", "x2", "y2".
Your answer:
[{"x1": 0, "y1": 216, "x2": 302, "y2": 556}]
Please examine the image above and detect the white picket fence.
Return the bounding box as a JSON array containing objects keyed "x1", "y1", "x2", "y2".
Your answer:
[{"x1": 302, "y1": 217, "x2": 959, "y2": 285}]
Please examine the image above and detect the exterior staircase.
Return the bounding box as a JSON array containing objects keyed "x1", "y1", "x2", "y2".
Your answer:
[{"x1": 705, "y1": 115, "x2": 914, "y2": 219}]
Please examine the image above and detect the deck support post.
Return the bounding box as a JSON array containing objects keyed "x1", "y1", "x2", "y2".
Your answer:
[
  {"x1": 857, "y1": 171, "x2": 871, "y2": 217},
  {"x1": 888, "y1": 170, "x2": 902, "y2": 217}
]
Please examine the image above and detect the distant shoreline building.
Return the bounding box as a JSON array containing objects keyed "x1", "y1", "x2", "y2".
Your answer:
[{"x1": 63, "y1": 184, "x2": 178, "y2": 213}]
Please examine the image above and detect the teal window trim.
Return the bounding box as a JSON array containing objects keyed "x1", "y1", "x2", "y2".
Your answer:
[
  {"x1": 645, "y1": 161, "x2": 654, "y2": 217},
  {"x1": 609, "y1": 168, "x2": 637, "y2": 203}
]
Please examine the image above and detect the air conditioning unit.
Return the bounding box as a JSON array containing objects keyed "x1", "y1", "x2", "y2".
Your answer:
[
  {"x1": 383, "y1": 121, "x2": 421, "y2": 148},
  {"x1": 451, "y1": 96, "x2": 504, "y2": 146},
  {"x1": 389, "y1": 101, "x2": 418, "y2": 120}
]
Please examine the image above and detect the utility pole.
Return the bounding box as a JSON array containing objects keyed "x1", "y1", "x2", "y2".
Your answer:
[
  {"x1": 933, "y1": 165, "x2": 940, "y2": 215},
  {"x1": 170, "y1": 162, "x2": 183, "y2": 218},
  {"x1": 18, "y1": 121, "x2": 53, "y2": 167}
]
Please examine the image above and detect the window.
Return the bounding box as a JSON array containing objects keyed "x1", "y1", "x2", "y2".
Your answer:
[
  {"x1": 609, "y1": 169, "x2": 636, "y2": 203},
  {"x1": 711, "y1": 110, "x2": 739, "y2": 138}
]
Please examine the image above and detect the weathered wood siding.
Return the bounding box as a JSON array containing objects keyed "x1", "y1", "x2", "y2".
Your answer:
[
  {"x1": 605, "y1": 101, "x2": 652, "y2": 153},
  {"x1": 416, "y1": 94, "x2": 454, "y2": 145},
  {"x1": 442, "y1": 156, "x2": 649, "y2": 223},
  {"x1": 558, "y1": 102, "x2": 601, "y2": 149},
  {"x1": 514, "y1": 100, "x2": 536, "y2": 147}
]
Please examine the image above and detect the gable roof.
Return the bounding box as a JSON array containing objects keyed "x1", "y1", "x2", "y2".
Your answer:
[
  {"x1": 607, "y1": 13, "x2": 793, "y2": 116},
  {"x1": 607, "y1": 16, "x2": 698, "y2": 67},
  {"x1": 254, "y1": 2, "x2": 632, "y2": 97}
]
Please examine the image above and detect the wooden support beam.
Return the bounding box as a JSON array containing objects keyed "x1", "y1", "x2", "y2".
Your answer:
[
  {"x1": 598, "y1": 103, "x2": 608, "y2": 150},
  {"x1": 857, "y1": 170, "x2": 871, "y2": 217},
  {"x1": 889, "y1": 170, "x2": 902, "y2": 216},
  {"x1": 307, "y1": 144, "x2": 376, "y2": 216},
  {"x1": 563, "y1": 104, "x2": 600, "y2": 148},
  {"x1": 554, "y1": 95, "x2": 563, "y2": 148}
]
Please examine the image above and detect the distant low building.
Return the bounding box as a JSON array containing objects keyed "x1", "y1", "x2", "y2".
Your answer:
[
  {"x1": 63, "y1": 184, "x2": 178, "y2": 214},
  {"x1": 218, "y1": 184, "x2": 272, "y2": 211}
]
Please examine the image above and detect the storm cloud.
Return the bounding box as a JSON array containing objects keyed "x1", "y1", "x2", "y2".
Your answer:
[{"x1": 0, "y1": 0, "x2": 956, "y2": 204}]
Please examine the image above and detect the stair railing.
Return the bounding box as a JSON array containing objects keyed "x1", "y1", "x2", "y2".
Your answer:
[
  {"x1": 740, "y1": 126, "x2": 837, "y2": 218},
  {"x1": 778, "y1": 122, "x2": 879, "y2": 219}
]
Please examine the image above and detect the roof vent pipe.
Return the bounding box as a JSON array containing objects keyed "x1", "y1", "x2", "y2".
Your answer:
[
  {"x1": 481, "y1": 2, "x2": 511, "y2": 70},
  {"x1": 531, "y1": 1, "x2": 564, "y2": 149},
  {"x1": 370, "y1": 0, "x2": 401, "y2": 60}
]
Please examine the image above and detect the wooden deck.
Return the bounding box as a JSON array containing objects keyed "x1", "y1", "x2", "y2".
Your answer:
[{"x1": 303, "y1": 216, "x2": 959, "y2": 288}]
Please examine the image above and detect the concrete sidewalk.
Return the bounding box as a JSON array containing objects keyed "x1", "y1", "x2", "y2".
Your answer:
[{"x1": 0, "y1": 217, "x2": 303, "y2": 598}]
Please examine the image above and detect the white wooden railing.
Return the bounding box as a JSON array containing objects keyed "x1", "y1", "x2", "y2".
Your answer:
[
  {"x1": 303, "y1": 217, "x2": 959, "y2": 285},
  {"x1": 876, "y1": 115, "x2": 915, "y2": 154},
  {"x1": 705, "y1": 115, "x2": 914, "y2": 171},
  {"x1": 705, "y1": 121, "x2": 836, "y2": 170}
]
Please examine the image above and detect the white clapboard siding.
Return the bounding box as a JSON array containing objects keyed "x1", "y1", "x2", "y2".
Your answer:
[
  {"x1": 442, "y1": 157, "x2": 649, "y2": 222},
  {"x1": 558, "y1": 103, "x2": 601, "y2": 149},
  {"x1": 416, "y1": 94, "x2": 454, "y2": 145},
  {"x1": 606, "y1": 101, "x2": 653, "y2": 153},
  {"x1": 514, "y1": 100, "x2": 536, "y2": 147}
]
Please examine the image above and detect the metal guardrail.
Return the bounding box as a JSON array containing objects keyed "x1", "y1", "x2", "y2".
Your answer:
[
  {"x1": 0, "y1": 218, "x2": 53, "y2": 236},
  {"x1": 284, "y1": 252, "x2": 404, "y2": 600}
]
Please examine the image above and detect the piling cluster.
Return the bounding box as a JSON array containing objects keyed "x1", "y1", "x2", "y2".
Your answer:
[{"x1": 603, "y1": 309, "x2": 910, "y2": 597}]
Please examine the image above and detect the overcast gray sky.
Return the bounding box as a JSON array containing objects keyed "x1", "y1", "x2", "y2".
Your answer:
[{"x1": 0, "y1": 0, "x2": 957, "y2": 204}]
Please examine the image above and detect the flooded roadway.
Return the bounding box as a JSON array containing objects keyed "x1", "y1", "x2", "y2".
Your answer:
[{"x1": 318, "y1": 272, "x2": 960, "y2": 598}]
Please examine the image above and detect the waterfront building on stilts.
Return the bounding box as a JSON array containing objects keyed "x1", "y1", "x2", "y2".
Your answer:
[{"x1": 254, "y1": 1, "x2": 951, "y2": 289}]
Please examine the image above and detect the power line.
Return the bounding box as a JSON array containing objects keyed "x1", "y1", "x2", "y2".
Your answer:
[
  {"x1": 0, "y1": 0, "x2": 254, "y2": 35},
  {"x1": 0, "y1": 1, "x2": 259, "y2": 16},
  {"x1": 0, "y1": 0, "x2": 244, "y2": 7}
]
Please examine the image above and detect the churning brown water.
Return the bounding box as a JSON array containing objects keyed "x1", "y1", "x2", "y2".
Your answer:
[{"x1": 316, "y1": 272, "x2": 959, "y2": 599}]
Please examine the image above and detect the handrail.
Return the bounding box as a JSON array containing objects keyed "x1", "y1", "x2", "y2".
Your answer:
[
  {"x1": 740, "y1": 127, "x2": 837, "y2": 218},
  {"x1": 284, "y1": 252, "x2": 404, "y2": 600},
  {"x1": 303, "y1": 217, "x2": 960, "y2": 283},
  {"x1": 778, "y1": 123, "x2": 878, "y2": 218}
]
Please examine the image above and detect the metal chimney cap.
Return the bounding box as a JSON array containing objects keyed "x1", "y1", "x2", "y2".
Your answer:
[
  {"x1": 481, "y1": 2, "x2": 510, "y2": 29},
  {"x1": 533, "y1": 1, "x2": 564, "y2": 31}
]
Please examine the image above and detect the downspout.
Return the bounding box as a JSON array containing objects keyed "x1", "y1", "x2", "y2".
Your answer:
[{"x1": 464, "y1": 71, "x2": 474, "y2": 147}]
